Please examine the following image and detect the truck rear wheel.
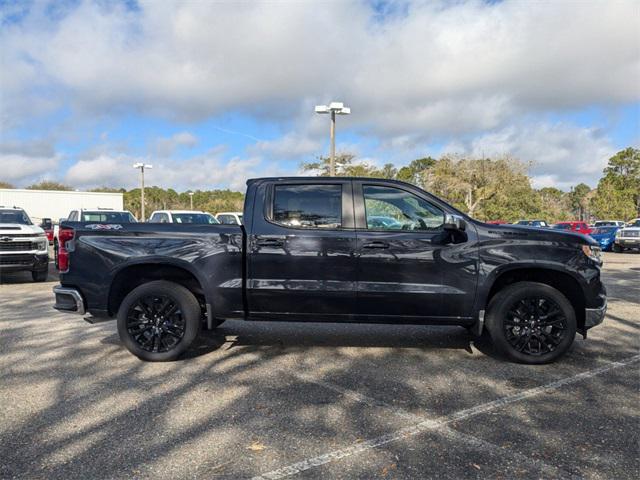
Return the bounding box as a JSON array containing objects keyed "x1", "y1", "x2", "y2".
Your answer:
[
  {"x1": 486, "y1": 282, "x2": 576, "y2": 364},
  {"x1": 117, "y1": 280, "x2": 201, "y2": 361}
]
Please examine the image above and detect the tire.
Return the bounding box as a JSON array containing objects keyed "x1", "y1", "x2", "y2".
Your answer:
[
  {"x1": 117, "y1": 280, "x2": 201, "y2": 361},
  {"x1": 612, "y1": 244, "x2": 623, "y2": 253},
  {"x1": 485, "y1": 282, "x2": 576, "y2": 364},
  {"x1": 32, "y1": 270, "x2": 48, "y2": 282}
]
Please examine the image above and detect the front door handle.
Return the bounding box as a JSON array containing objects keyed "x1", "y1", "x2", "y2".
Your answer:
[
  {"x1": 362, "y1": 241, "x2": 389, "y2": 249},
  {"x1": 255, "y1": 236, "x2": 285, "y2": 248}
]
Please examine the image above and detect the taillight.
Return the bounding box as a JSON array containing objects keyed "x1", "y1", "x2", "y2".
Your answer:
[{"x1": 58, "y1": 227, "x2": 75, "y2": 273}]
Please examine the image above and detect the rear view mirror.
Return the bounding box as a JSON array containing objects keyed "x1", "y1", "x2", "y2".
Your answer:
[{"x1": 444, "y1": 214, "x2": 466, "y2": 231}]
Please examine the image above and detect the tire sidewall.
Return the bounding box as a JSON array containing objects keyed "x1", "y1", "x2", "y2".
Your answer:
[
  {"x1": 486, "y1": 282, "x2": 577, "y2": 364},
  {"x1": 117, "y1": 281, "x2": 201, "y2": 361}
]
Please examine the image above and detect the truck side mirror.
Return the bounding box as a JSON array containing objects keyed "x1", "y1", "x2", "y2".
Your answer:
[{"x1": 443, "y1": 214, "x2": 466, "y2": 232}]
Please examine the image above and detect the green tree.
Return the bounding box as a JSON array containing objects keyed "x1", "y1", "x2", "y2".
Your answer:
[
  {"x1": 26, "y1": 181, "x2": 72, "y2": 191},
  {"x1": 568, "y1": 183, "x2": 591, "y2": 221},
  {"x1": 0, "y1": 181, "x2": 14, "y2": 189},
  {"x1": 396, "y1": 157, "x2": 436, "y2": 187},
  {"x1": 301, "y1": 153, "x2": 382, "y2": 177},
  {"x1": 591, "y1": 147, "x2": 640, "y2": 220},
  {"x1": 423, "y1": 155, "x2": 542, "y2": 221},
  {"x1": 537, "y1": 187, "x2": 572, "y2": 222}
]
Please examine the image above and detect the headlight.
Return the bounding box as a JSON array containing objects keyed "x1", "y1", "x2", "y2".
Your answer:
[
  {"x1": 615, "y1": 230, "x2": 622, "y2": 238},
  {"x1": 582, "y1": 245, "x2": 602, "y2": 263},
  {"x1": 37, "y1": 237, "x2": 48, "y2": 250}
]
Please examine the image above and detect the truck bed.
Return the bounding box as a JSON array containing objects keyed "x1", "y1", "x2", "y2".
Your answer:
[{"x1": 58, "y1": 222, "x2": 245, "y2": 322}]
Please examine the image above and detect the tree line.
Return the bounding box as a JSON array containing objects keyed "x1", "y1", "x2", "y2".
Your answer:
[
  {"x1": 302, "y1": 147, "x2": 639, "y2": 222},
  {"x1": 2, "y1": 147, "x2": 638, "y2": 222}
]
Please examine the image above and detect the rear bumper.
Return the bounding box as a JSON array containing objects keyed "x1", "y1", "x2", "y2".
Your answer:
[
  {"x1": 53, "y1": 286, "x2": 86, "y2": 315},
  {"x1": 585, "y1": 294, "x2": 607, "y2": 329}
]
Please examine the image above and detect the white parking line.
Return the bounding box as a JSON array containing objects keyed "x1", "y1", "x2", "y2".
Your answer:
[
  {"x1": 253, "y1": 355, "x2": 640, "y2": 480},
  {"x1": 291, "y1": 371, "x2": 575, "y2": 478}
]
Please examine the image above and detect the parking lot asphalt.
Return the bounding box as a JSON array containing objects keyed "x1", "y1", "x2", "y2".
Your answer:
[{"x1": 1, "y1": 252, "x2": 638, "y2": 480}]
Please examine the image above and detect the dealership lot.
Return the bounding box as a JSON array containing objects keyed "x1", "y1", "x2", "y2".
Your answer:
[{"x1": 1, "y1": 253, "x2": 638, "y2": 479}]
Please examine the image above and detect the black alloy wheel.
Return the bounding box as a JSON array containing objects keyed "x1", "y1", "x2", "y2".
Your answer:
[
  {"x1": 117, "y1": 280, "x2": 201, "y2": 361},
  {"x1": 486, "y1": 281, "x2": 577, "y2": 364},
  {"x1": 503, "y1": 296, "x2": 567, "y2": 356},
  {"x1": 126, "y1": 294, "x2": 186, "y2": 353}
]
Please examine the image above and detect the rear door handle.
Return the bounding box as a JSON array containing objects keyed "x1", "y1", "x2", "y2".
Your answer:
[{"x1": 362, "y1": 241, "x2": 389, "y2": 249}]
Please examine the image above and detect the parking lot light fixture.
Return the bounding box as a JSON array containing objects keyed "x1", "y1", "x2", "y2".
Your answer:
[
  {"x1": 315, "y1": 101, "x2": 351, "y2": 177},
  {"x1": 188, "y1": 191, "x2": 194, "y2": 210},
  {"x1": 133, "y1": 163, "x2": 153, "y2": 221}
]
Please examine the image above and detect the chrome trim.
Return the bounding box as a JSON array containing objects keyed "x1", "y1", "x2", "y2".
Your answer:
[
  {"x1": 53, "y1": 286, "x2": 86, "y2": 315},
  {"x1": 585, "y1": 296, "x2": 607, "y2": 328}
]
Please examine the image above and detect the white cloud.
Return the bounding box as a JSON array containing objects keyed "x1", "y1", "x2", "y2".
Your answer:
[
  {"x1": 0, "y1": 141, "x2": 61, "y2": 185},
  {"x1": 1, "y1": 0, "x2": 637, "y2": 136},
  {"x1": 443, "y1": 123, "x2": 617, "y2": 189},
  {"x1": 250, "y1": 132, "x2": 321, "y2": 159},
  {"x1": 63, "y1": 148, "x2": 285, "y2": 192},
  {"x1": 154, "y1": 131, "x2": 198, "y2": 157}
]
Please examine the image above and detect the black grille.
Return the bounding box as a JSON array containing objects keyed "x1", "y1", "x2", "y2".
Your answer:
[
  {"x1": 0, "y1": 254, "x2": 34, "y2": 265},
  {"x1": 0, "y1": 242, "x2": 36, "y2": 251}
]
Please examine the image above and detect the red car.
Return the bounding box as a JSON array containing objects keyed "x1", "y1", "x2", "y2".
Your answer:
[
  {"x1": 552, "y1": 221, "x2": 592, "y2": 235},
  {"x1": 39, "y1": 218, "x2": 54, "y2": 244},
  {"x1": 486, "y1": 220, "x2": 509, "y2": 225}
]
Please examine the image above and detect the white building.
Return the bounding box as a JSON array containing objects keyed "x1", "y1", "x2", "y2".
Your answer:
[{"x1": 0, "y1": 189, "x2": 124, "y2": 223}]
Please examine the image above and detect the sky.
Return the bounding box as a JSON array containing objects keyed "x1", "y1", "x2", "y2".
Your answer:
[{"x1": 1, "y1": 0, "x2": 638, "y2": 192}]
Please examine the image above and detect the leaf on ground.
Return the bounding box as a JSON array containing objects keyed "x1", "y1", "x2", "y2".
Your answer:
[
  {"x1": 248, "y1": 441, "x2": 266, "y2": 452},
  {"x1": 472, "y1": 463, "x2": 481, "y2": 470}
]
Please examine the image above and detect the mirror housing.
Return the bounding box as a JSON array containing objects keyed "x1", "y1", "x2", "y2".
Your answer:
[{"x1": 443, "y1": 214, "x2": 466, "y2": 232}]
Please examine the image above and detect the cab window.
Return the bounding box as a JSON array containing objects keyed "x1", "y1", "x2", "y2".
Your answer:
[
  {"x1": 363, "y1": 185, "x2": 444, "y2": 231},
  {"x1": 273, "y1": 184, "x2": 342, "y2": 229}
]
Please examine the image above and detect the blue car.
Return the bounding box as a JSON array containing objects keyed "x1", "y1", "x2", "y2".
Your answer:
[{"x1": 589, "y1": 226, "x2": 620, "y2": 251}]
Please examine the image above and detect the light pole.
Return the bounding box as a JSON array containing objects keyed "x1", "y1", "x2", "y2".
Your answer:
[
  {"x1": 188, "y1": 191, "x2": 194, "y2": 210},
  {"x1": 133, "y1": 163, "x2": 153, "y2": 221},
  {"x1": 315, "y1": 102, "x2": 351, "y2": 176}
]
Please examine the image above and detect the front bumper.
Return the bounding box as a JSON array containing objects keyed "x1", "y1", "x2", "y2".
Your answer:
[
  {"x1": 0, "y1": 253, "x2": 48, "y2": 272},
  {"x1": 615, "y1": 238, "x2": 640, "y2": 248},
  {"x1": 53, "y1": 286, "x2": 86, "y2": 315},
  {"x1": 585, "y1": 294, "x2": 607, "y2": 329}
]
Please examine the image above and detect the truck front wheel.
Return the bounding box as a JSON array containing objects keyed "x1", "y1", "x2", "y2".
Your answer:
[
  {"x1": 486, "y1": 282, "x2": 576, "y2": 364},
  {"x1": 117, "y1": 280, "x2": 201, "y2": 361},
  {"x1": 32, "y1": 269, "x2": 48, "y2": 282}
]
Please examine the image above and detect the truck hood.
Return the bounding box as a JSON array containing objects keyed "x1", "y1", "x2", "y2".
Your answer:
[
  {"x1": 0, "y1": 224, "x2": 45, "y2": 235},
  {"x1": 485, "y1": 223, "x2": 598, "y2": 246}
]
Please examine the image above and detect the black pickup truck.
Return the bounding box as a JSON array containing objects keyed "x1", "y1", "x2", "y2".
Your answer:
[{"x1": 53, "y1": 177, "x2": 607, "y2": 363}]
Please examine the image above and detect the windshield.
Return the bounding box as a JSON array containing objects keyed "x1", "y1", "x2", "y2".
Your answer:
[
  {"x1": 0, "y1": 209, "x2": 32, "y2": 225},
  {"x1": 631, "y1": 220, "x2": 640, "y2": 227},
  {"x1": 591, "y1": 227, "x2": 616, "y2": 234},
  {"x1": 172, "y1": 213, "x2": 219, "y2": 224},
  {"x1": 552, "y1": 223, "x2": 572, "y2": 230},
  {"x1": 81, "y1": 211, "x2": 137, "y2": 223},
  {"x1": 594, "y1": 221, "x2": 618, "y2": 226}
]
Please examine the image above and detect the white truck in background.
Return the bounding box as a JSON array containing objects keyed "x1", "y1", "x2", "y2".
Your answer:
[{"x1": 0, "y1": 206, "x2": 49, "y2": 282}]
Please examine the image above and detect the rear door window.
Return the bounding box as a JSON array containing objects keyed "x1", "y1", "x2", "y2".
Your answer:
[{"x1": 272, "y1": 184, "x2": 342, "y2": 229}]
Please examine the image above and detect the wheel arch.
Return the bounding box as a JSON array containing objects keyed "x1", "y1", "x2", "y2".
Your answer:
[
  {"x1": 107, "y1": 259, "x2": 212, "y2": 323},
  {"x1": 479, "y1": 265, "x2": 587, "y2": 331}
]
